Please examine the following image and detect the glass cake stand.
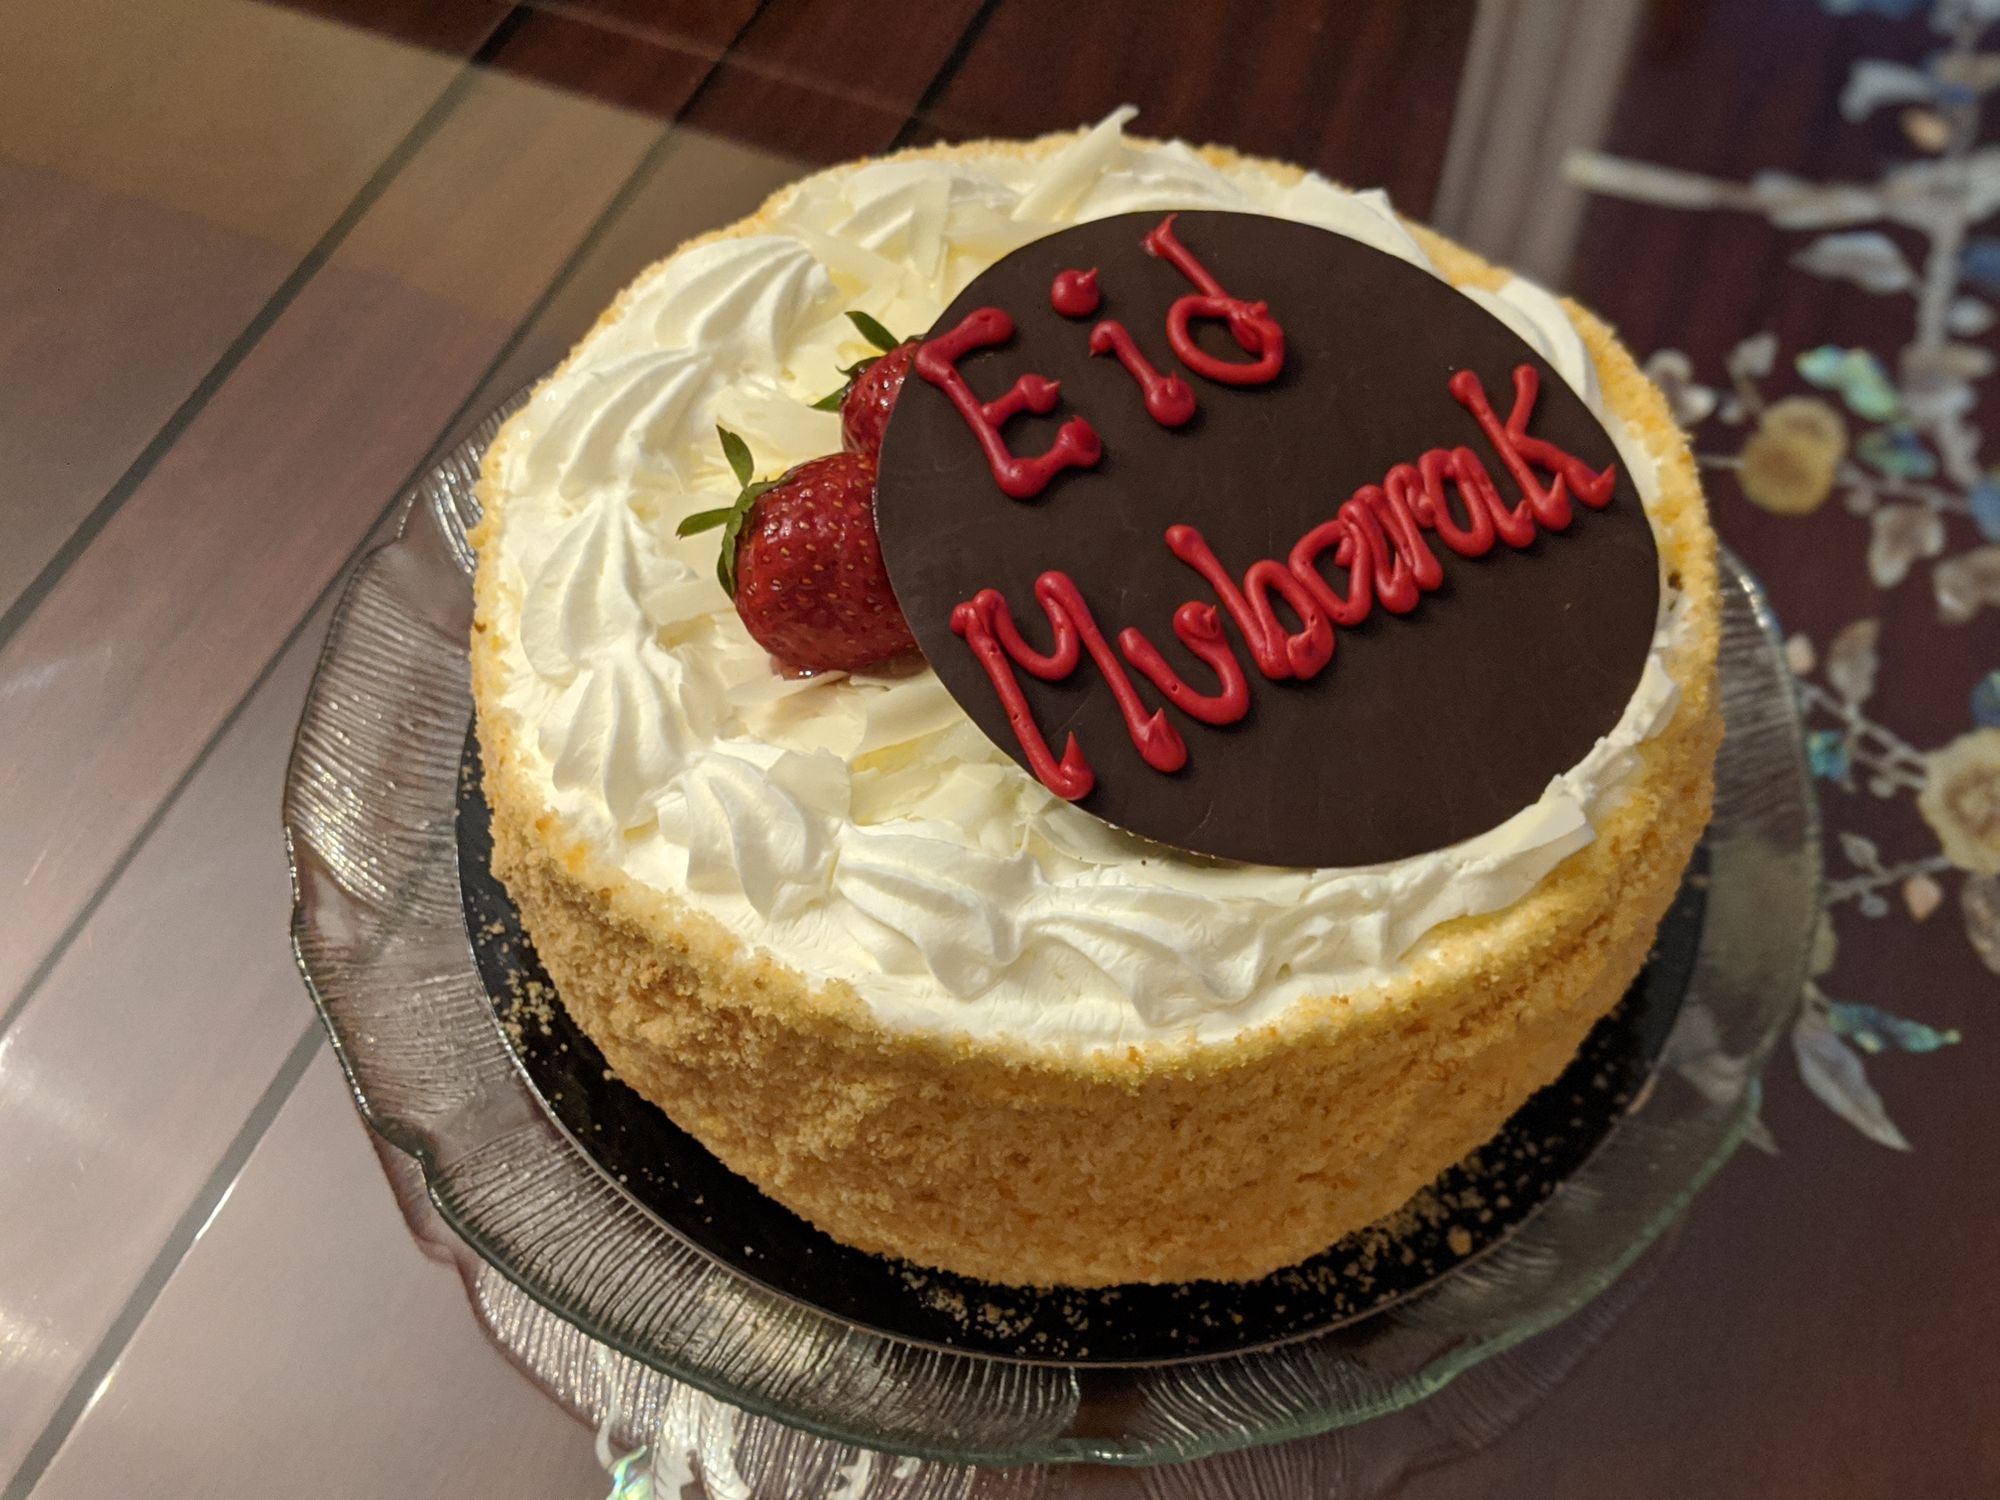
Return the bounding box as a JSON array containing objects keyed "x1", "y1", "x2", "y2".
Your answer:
[{"x1": 285, "y1": 396, "x2": 1819, "y2": 1475}]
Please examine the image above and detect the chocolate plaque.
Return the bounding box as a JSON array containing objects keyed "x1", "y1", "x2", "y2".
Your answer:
[{"x1": 874, "y1": 211, "x2": 1659, "y2": 869}]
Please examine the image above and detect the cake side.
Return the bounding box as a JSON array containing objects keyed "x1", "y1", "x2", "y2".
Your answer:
[
  {"x1": 468, "y1": 126, "x2": 1720, "y2": 1286},
  {"x1": 484, "y1": 741, "x2": 1707, "y2": 1285}
]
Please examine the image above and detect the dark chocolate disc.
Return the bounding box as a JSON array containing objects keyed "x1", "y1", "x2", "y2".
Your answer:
[{"x1": 874, "y1": 211, "x2": 1659, "y2": 869}]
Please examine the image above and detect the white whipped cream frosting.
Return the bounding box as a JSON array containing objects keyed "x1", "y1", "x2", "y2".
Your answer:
[{"x1": 486, "y1": 109, "x2": 1689, "y2": 1050}]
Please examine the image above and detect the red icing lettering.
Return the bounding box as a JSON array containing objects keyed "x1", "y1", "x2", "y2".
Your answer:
[
  {"x1": 1243, "y1": 559, "x2": 1335, "y2": 677},
  {"x1": 971, "y1": 584, "x2": 1078, "y2": 679},
  {"x1": 1165, "y1": 525, "x2": 1332, "y2": 680},
  {"x1": 948, "y1": 574, "x2": 1187, "y2": 798},
  {"x1": 1449, "y1": 366, "x2": 1615, "y2": 529},
  {"x1": 1119, "y1": 603, "x2": 1251, "y2": 726},
  {"x1": 1034, "y1": 573, "x2": 1187, "y2": 773},
  {"x1": 1428, "y1": 445, "x2": 1536, "y2": 551},
  {"x1": 1143, "y1": 214, "x2": 1286, "y2": 387},
  {"x1": 1336, "y1": 487, "x2": 1417, "y2": 615},
  {"x1": 953, "y1": 364, "x2": 1622, "y2": 802},
  {"x1": 950, "y1": 591, "x2": 1093, "y2": 799},
  {"x1": 1367, "y1": 473, "x2": 1447, "y2": 608},
  {"x1": 1289, "y1": 516, "x2": 1373, "y2": 628},
  {"x1": 1088, "y1": 320, "x2": 1197, "y2": 428},
  {"x1": 915, "y1": 308, "x2": 1102, "y2": 499},
  {"x1": 1050, "y1": 267, "x2": 1101, "y2": 318},
  {"x1": 1410, "y1": 449, "x2": 1496, "y2": 557}
]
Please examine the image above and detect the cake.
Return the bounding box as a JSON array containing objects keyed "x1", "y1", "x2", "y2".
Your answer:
[{"x1": 468, "y1": 109, "x2": 1721, "y2": 1290}]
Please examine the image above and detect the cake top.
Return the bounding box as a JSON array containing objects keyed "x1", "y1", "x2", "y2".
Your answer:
[{"x1": 479, "y1": 109, "x2": 1692, "y2": 1048}]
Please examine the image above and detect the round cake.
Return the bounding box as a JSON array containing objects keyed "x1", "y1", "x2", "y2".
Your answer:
[{"x1": 468, "y1": 110, "x2": 1721, "y2": 1289}]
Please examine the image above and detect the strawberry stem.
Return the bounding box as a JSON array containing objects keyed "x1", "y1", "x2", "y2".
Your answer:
[{"x1": 717, "y1": 425, "x2": 755, "y2": 487}]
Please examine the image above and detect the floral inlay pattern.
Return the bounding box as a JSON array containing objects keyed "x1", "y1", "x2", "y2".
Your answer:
[{"x1": 1573, "y1": 0, "x2": 2000, "y2": 1146}]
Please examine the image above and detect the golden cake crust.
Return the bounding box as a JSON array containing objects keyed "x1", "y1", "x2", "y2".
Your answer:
[{"x1": 468, "y1": 130, "x2": 1722, "y2": 1288}]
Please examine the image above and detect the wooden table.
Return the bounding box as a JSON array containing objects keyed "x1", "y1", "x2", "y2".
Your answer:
[{"x1": 4, "y1": 1, "x2": 1994, "y2": 1494}]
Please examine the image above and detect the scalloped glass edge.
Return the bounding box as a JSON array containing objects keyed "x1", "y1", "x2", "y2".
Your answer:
[
  {"x1": 285, "y1": 395, "x2": 1820, "y2": 1467},
  {"x1": 386, "y1": 1145, "x2": 1691, "y2": 1498}
]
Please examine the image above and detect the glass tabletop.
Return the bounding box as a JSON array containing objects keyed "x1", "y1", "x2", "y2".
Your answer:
[{"x1": 2, "y1": 1, "x2": 1994, "y2": 1495}]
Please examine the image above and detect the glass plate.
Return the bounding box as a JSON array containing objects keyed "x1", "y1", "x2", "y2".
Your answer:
[
  {"x1": 379, "y1": 1136, "x2": 1691, "y2": 1498},
  {"x1": 285, "y1": 396, "x2": 1819, "y2": 1468}
]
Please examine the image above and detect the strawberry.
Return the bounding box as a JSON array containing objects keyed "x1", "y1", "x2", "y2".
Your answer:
[
  {"x1": 813, "y1": 310, "x2": 916, "y2": 462},
  {"x1": 679, "y1": 428, "x2": 918, "y2": 674},
  {"x1": 841, "y1": 340, "x2": 917, "y2": 460}
]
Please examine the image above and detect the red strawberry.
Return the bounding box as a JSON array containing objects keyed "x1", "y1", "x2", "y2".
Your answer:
[
  {"x1": 840, "y1": 339, "x2": 917, "y2": 460},
  {"x1": 813, "y1": 310, "x2": 915, "y2": 462},
  {"x1": 679, "y1": 429, "x2": 917, "y2": 674}
]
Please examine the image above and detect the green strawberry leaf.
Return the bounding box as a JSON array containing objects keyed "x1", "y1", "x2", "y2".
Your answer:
[
  {"x1": 715, "y1": 489, "x2": 771, "y2": 596},
  {"x1": 697, "y1": 428, "x2": 780, "y2": 597},
  {"x1": 810, "y1": 388, "x2": 847, "y2": 411},
  {"x1": 717, "y1": 425, "x2": 755, "y2": 487},
  {"x1": 718, "y1": 506, "x2": 746, "y2": 594},
  {"x1": 847, "y1": 310, "x2": 900, "y2": 353},
  {"x1": 676, "y1": 506, "x2": 736, "y2": 536}
]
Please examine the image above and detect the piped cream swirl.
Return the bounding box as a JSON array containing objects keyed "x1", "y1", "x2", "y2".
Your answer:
[{"x1": 485, "y1": 109, "x2": 1690, "y2": 1049}]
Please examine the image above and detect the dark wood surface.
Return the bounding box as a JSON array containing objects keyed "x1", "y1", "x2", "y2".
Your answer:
[{"x1": 2, "y1": 0, "x2": 1991, "y2": 1495}]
